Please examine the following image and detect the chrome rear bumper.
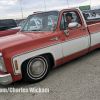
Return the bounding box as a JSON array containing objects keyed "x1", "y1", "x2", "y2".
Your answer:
[{"x1": 0, "y1": 73, "x2": 13, "y2": 85}]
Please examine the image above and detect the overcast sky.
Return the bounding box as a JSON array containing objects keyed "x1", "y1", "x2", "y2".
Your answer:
[{"x1": 0, "y1": 0, "x2": 100, "y2": 18}]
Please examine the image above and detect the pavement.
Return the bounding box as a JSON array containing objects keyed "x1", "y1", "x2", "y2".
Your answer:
[{"x1": 1, "y1": 49, "x2": 100, "y2": 100}]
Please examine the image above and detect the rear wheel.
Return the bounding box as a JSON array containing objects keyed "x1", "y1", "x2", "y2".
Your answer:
[{"x1": 22, "y1": 55, "x2": 50, "y2": 83}]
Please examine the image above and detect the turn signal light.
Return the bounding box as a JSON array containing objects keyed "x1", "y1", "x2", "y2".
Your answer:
[{"x1": 15, "y1": 60, "x2": 18, "y2": 70}]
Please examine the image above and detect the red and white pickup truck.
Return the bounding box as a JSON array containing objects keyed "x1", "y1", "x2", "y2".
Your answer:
[{"x1": 0, "y1": 8, "x2": 100, "y2": 85}]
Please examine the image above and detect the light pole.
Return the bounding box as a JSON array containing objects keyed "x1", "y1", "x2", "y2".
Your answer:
[
  {"x1": 90, "y1": 0, "x2": 91, "y2": 10},
  {"x1": 67, "y1": 0, "x2": 69, "y2": 8},
  {"x1": 18, "y1": 0, "x2": 23, "y2": 18},
  {"x1": 44, "y1": 0, "x2": 46, "y2": 11}
]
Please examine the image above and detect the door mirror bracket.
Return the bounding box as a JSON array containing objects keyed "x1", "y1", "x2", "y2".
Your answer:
[{"x1": 64, "y1": 30, "x2": 69, "y2": 37}]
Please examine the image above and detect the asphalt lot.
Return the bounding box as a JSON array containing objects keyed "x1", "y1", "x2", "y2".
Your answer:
[{"x1": 1, "y1": 49, "x2": 100, "y2": 100}]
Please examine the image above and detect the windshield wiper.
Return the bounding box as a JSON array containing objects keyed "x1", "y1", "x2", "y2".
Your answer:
[{"x1": 20, "y1": 29, "x2": 41, "y2": 32}]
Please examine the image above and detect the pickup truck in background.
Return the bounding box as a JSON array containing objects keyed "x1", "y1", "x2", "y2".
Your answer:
[
  {"x1": 0, "y1": 8, "x2": 100, "y2": 85},
  {"x1": 0, "y1": 19, "x2": 26, "y2": 37},
  {"x1": 0, "y1": 19, "x2": 17, "y2": 31},
  {"x1": 0, "y1": 19, "x2": 20, "y2": 37}
]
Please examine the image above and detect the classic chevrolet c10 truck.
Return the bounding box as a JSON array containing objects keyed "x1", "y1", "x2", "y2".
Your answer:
[{"x1": 0, "y1": 8, "x2": 100, "y2": 85}]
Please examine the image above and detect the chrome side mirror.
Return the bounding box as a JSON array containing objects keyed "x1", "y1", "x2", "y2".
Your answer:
[{"x1": 68, "y1": 22, "x2": 78, "y2": 29}]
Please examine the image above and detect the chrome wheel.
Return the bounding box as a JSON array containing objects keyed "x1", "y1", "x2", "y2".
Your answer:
[
  {"x1": 27, "y1": 56, "x2": 49, "y2": 80},
  {"x1": 28, "y1": 58, "x2": 46, "y2": 78},
  {"x1": 22, "y1": 55, "x2": 50, "y2": 83}
]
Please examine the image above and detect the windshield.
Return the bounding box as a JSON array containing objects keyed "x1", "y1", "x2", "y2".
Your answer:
[
  {"x1": 18, "y1": 20, "x2": 26, "y2": 27},
  {"x1": 21, "y1": 11, "x2": 59, "y2": 32}
]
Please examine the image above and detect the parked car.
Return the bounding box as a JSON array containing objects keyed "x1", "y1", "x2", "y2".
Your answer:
[
  {"x1": 87, "y1": 14, "x2": 100, "y2": 20},
  {"x1": 0, "y1": 8, "x2": 100, "y2": 85},
  {"x1": 82, "y1": 12, "x2": 100, "y2": 20}
]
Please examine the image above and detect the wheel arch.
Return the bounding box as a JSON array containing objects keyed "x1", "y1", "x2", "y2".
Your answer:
[{"x1": 21, "y1": 53, "x2": 55, "y2": 74}]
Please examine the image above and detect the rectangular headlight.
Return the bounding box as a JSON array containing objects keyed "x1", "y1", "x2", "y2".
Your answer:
[{"x1": 0, "y1": 53, "x2": 7, "y2": 72}]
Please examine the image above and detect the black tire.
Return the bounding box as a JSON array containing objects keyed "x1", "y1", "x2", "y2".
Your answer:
[{"x1": 21, "y1": 55, "x2": 50, "y2": 83}]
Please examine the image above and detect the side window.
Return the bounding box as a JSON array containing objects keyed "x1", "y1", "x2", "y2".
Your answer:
[{"x1": 60, "y1": 11, "x2": 82, "y2": 30}]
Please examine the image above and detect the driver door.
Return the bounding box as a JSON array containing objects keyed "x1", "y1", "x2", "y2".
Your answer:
[{"x1": 59, "y1": 9, "x2": 90, "y2": 63}]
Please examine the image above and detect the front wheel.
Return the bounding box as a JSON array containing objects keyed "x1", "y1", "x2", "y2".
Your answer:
[{"x1": 22, "y1": 55, "x2": 50, "y2": 83}]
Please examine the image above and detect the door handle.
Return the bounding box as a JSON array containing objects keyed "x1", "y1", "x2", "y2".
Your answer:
[
  {"x1": 80, "y1": 28, "x2": 86, "y2": 30},
  {"x1": 50, "y1": 37, "x2": 58, "y2": 41}
]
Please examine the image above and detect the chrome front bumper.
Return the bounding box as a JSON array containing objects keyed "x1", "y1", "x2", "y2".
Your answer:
[{"x1": 0, "y1": 73, "x2": 13, "y2": 85}]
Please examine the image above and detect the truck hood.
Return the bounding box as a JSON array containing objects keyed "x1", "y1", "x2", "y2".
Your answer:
[{"x1": 0, "y1": 32, "x2": 52, "y2": 50}]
